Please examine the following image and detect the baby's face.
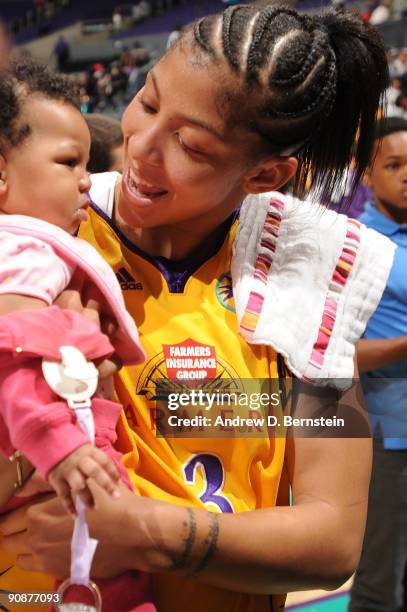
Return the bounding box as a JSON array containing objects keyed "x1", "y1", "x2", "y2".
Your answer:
[{"x1": 0, "y1": 96, "x2": 91, "y2": 234}]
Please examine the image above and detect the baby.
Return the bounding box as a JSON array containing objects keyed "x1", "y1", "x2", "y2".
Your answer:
[{"x1": 0, "y1": 59, "x2": 154, "y2": 611}]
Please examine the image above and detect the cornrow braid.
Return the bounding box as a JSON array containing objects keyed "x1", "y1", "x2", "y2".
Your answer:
[
  {"x1": 222, "y1": 6, "x2": 243, "y2": 71},
  {"x1": 193, "y1": 17, "x2": 215, "y2": 56},
  {"x1": 222, "y1": 5, "x2": 256, "y2": 72},
  {"x1": 269, "y1": 26, "x2": 328, "y2": 87},
  {"x1": 191, "y1": 5, "x2": 389, "y2": 203},
  {"x1": 268, "y1": 49, "x2": 337, "y2": 120},
  {"x1": 246, "y1": 6, "x2": 302, "y2": 77}
]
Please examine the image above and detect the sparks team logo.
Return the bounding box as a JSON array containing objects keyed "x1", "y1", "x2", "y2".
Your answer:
[{"x1": 216, "y1": 272, "x2": 235, "y2": 312}]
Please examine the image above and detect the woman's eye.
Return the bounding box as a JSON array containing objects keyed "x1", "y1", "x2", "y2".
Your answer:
[
  {"x1": 176, "y1": 133, "x2": 203, "y2": 156},
  {"x1": 140, "y1": 98, "x2": 157, "y2": 114}
]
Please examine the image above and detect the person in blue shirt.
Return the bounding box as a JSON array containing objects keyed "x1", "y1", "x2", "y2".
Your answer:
[{"x1": 350, "y1": 117, "x2": 407, "y2": 612}]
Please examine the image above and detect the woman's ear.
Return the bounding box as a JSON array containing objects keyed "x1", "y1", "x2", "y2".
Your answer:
[{"x1": 242, "y1": 156, "x2": 298, "y2": 194}]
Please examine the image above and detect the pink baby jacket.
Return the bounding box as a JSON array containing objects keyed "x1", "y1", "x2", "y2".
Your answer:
[{"x1": 0, "y1": 215, "x2": 145, "y2": 477}]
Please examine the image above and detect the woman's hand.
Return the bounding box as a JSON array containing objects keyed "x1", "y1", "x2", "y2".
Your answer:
[
  {"x1": 0, "y1": 493, "x2": 73, "y2": 577},
  {"x1": 54, "y1": 270, "x2": 108, "y2": 330},
  {"x1": 54, "y1": 270, "x2": 122, "y2": 379},
  {"x1": 0, "y1": 480, "x2": 169, "y2": 579}
]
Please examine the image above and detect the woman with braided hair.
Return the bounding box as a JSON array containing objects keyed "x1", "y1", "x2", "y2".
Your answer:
[{"x1": 0, "y1": 4, "x2": 395, "y2": 612}]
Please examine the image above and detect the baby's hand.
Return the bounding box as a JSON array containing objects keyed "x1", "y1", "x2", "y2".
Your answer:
[{"x1": 48, "y1": 444, "x2": 121, "y2": 516}]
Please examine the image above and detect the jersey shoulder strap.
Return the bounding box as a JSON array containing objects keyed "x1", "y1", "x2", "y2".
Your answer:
[{"x1": 89, "y1": 172, "x2": 119, "y2": 219}]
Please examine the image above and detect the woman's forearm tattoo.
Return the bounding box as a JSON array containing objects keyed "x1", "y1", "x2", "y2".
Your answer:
[
  {"x1": 194, "y1": 511, "x2": 219, "y2": 575},
  {"x1": 169, "y1": 508, "x2": 220, "y2": 575},
  {"x1": 170, "y1": 507, "x2": 197, "y2": 571}
]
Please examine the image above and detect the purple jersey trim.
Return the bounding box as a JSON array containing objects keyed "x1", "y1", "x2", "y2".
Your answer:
[{"x1": 87, "y1": 199, "x2": 238, "y2": 293}]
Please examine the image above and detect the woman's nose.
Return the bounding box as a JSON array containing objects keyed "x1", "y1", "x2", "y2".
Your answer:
[{"x1": 127, "y1": 127, "x2": 162, "y2": 166}]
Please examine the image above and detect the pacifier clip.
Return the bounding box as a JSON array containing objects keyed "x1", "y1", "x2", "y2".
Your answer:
[{"x1": 42, "y1": 347, "x2": 102, "y2": 612}]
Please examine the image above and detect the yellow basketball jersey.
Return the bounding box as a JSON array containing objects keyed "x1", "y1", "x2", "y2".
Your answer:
[
  {"x1": 0, "y1": 189, "x2": 289, "y2": 612},
  {"x1": 78, "y1": 201, "x2": 290, "y2": 611},
  {"x1": 0, "y1": 548, "x2": 53, "y2": 612}
]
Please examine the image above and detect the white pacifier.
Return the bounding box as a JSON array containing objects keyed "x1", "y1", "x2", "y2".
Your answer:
[{"x1": 42, "y1": 346, "x2": 99, "y2": 410}]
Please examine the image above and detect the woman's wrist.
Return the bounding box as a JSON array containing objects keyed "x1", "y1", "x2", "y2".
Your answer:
[
  {"x1": 124, "y1": 497, "x2": 187, "y2": 573},
  {"x1": 123, "y1": 496, "x2": 200, "y2": 574},
  {"x1": 129, "y1": 499, "x2": 221, "y2": 576}
]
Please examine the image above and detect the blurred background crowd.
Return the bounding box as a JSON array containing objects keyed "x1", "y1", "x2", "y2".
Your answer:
[{"x1": 1, "y1": 0, "x2": 406, "y2": 146}]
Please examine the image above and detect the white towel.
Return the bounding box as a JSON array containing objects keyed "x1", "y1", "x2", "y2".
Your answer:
[{"x1": 232, "y1": 192, "x2": 396, "y2": 387}]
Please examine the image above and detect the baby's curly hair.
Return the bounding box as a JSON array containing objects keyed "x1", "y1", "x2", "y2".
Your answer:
[{"x1": 0, "y1": 58, "x2": 80, "y2": 154}]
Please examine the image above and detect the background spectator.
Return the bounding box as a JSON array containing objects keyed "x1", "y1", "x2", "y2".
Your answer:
[
  {"x1": 52, "y1": 34, "x2": 70, "y2": 72},
  {"x1": 85, "y1": 113, "x2": 124, "y2": 173},
  {"x1": 369, "y1": 0, "x2": 392, "y2": 25},
  {"x1": 349, "y1": 116, "x2": 407, "y2": 612},
  {"x1": 125, "y1": 46, "x2": 151, "y2": 101}
]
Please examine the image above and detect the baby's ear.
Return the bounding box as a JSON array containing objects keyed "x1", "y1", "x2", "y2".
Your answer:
[{"x1": 0, "y1": 154, "x2": 8, "y2": 196}]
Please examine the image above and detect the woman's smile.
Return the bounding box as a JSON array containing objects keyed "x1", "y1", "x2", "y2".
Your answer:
[{"x1": 122, "y1": 166, "x2": 168, "y2": 208}]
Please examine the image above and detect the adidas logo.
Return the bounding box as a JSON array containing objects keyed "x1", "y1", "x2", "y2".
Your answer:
[{"x1": 116, "y1": 267, "x2": 143, "y2": 290}]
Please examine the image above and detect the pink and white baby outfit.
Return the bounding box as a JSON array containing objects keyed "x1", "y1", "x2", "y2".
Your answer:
[{"x1": 0, "y1": 215, "x2": 155, "y2": 612}]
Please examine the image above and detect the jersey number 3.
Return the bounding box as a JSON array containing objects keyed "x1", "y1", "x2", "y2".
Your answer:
[{"x1": 183, "y1": 454, "x2": 234, "y2": 513}]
